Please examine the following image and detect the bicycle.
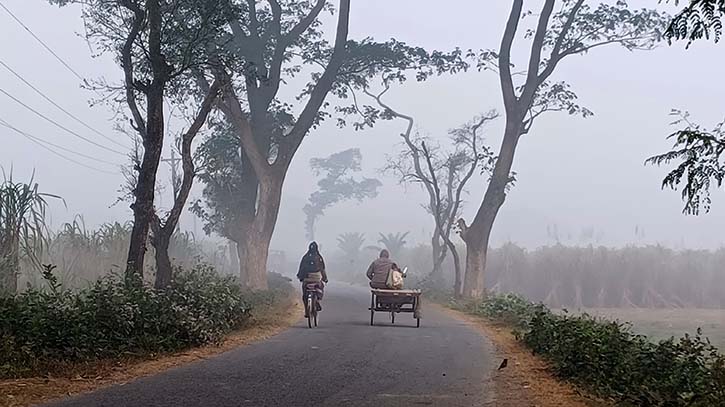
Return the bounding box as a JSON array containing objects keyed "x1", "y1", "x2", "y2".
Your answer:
[{"x1": 303, "y1": 282, "x2": 322, "y2": 328}]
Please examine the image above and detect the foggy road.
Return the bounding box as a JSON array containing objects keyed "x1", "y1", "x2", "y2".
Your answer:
[{"x1": 46, "y1": 283, "x2": 496, "y2": 407}]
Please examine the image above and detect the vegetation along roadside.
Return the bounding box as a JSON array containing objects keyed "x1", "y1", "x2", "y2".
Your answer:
[{"x1": 0, "y1": 269, "x2": 299, "y2": 407}]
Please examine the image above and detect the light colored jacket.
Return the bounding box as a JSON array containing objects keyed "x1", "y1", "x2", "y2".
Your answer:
[{"x1": 367, "y1": 257, "x2": 394, "y2": 289}]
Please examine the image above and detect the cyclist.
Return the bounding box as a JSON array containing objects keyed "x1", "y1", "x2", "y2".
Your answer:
[{"x1": 296, "y1": 242, "x2": 328, "y2": 316}]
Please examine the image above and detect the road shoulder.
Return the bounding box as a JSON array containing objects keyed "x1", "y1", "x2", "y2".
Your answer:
[{"x1": 434, "y1": 304, "x2": 606, "y2": 407}]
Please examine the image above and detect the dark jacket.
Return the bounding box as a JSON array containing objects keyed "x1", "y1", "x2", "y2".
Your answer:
[{"x1": 297, "y1": 253, "x2": 327, "y2": 282}]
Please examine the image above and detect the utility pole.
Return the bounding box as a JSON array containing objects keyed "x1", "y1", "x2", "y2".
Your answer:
[{"x1": 161, "y1": 150, "x2": 181, "y2": 232}]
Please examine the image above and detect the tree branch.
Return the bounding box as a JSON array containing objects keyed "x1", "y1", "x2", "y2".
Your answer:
[
  {"x1": 120, "y1": 1, "x2": 147, "y2": 138},
  {"x1": 219, "y1": 73, "x2": 272, "y2": 181},
  {"x1": 284, "y1": 0, "x2": 326, "y2": 43},
  {"x1": 499, "y1": 0, "x2": 523, "y2": 114},
  {"x1": 521, "y1": 0, "x2": 556, "y2": 105},
  {"x1": 159, "y1": 79, "x2": 221, "y2": 238},
  {"x1": 277, "y1": 0, "x2": 350, "y2": 169},
  {"x1": 539, "y1": 0, "x2": 585, "y2": 83}
]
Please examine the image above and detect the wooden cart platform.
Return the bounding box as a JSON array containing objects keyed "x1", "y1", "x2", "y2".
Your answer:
[{"x1": 369, "y1": 289, "x2": 422, "y2": 328}]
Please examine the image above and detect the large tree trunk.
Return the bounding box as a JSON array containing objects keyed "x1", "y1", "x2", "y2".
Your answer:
[
  {"x1": 153, "y1": 234, "x2": 172, "y2": 289},
  {"x1": 237, "y1": 176, "x2": 285, "y2": 290},
  {"x1": 462, "y1": 234, "x2": 489, "y2": 298},
  {"x1": 430, "y1": 235, "x2": 450, "y2": 276},
  {"x1": 126, "y1": 105, "x2": 164, "y2": 282},
  {"x1": 237, "y1": 230, "x2": 271, "y2": 289},
  {"x1": 124, "y1": 0, "x2": 167, "y2": 283},
  {"x1": 461, "y1": 117, "x2": 523, "y2": 298},
  {"x1": 447, "y1": 240, "x2": 463, "y2": 298}
]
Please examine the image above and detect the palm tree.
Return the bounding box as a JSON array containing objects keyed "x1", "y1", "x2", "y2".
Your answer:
[
  {"x1": 378, "y1": 232, "x2": 410, "y2": 258},
  {"x1": 0, "y1": 173, "x2": 60, "y2": 295},
  {"x1": 337, "y1": 232, "x2": 365, "y2": 264}
]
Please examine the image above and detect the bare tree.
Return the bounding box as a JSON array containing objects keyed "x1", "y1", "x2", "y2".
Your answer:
[
  {"x1": 458, "y1": 0, "x2": 668, "y2": 297},
  {"x1": 374, "y1": 85, "x2": 498, "y2": 296}
]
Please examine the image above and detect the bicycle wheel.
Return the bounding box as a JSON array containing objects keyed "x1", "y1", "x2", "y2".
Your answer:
[{"x1": 306, "y1": 295, "x2": 313, "y2": 328}]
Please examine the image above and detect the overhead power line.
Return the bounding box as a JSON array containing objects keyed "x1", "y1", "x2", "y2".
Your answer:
[
  {"x1": 0, "y1": 116, "x2": 121, "y2": 167},
  {"x1": 0, "y1": 118, "x2": 119, "y2": 175},
  {"x1": 0, "y1": 2, "x2": 143, "y2": 147},
  {"x1": 0, "y1": 0, "x2": 86, "y2": 82},
  {"x1": 0, "y1": 86, "x2": 127, "y2": 156},
  {"x1": 0, "y1": 58, "x2": 131, "y2": 150}
]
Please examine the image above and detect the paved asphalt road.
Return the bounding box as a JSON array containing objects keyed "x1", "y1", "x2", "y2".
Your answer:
[{"x1": 47, "y1": 283, "x2": 496, "y2": 407}]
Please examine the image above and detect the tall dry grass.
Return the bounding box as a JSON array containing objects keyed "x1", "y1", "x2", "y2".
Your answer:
[{"x1": 18, "y1": 217, "x2": 235, "y2": 290}]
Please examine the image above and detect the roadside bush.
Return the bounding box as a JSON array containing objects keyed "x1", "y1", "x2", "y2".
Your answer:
[
  {"x1": 465, "y1": 292, "x2": 544, "y2": 330},
  {"x1": 469, "y1": 293, "x2": 725, "y2": 406},
  {"x1": 0, "y1": 265, "x2": 287, "y2": 379}
]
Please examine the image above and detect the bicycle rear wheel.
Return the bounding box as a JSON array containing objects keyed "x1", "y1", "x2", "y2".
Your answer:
[{"x1": 306, "y1": 295, "x2": 313, "y2": 328}]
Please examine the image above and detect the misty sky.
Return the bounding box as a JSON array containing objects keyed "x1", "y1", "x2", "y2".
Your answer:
[{"x1": 1, "y1": 0, "x2": 723, "y2": 257}]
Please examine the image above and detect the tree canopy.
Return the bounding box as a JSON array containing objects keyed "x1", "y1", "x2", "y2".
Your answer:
[
  {"x1": 304, "y1": 148, "x2": 381, "y2": 241},
  {"x1": 648, "y1": 1, "x2": 724, "y2": 214},
  {"x1": 666, "y1": 0, "x2": 725, "y2": 45}
]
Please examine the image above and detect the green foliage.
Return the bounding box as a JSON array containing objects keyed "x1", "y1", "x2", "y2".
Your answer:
[
  {"x1": 0, "y1": 264, "x2": 274, "y2": 379},
  {"x1": 192, "y1": 123, "x2": 249, "y2": 241},
  {"x1": 48, "y1": 0, "x2": 234, "y2": 97},
  {"x1": 468, "y1": 293, "x2": 725, "y2": 406},
  {"x1": 667, "y1": 0, "x2": 725, "y2": 45},
  {"x1": 304, "y1": 149, "x2": 381, "y2": 240},
  {"x1": 646, "y1": 111, "x2": 725, "y2": 215},
  {"x1": 465, "y1": 292, "x2": 545, "y2": 330}
]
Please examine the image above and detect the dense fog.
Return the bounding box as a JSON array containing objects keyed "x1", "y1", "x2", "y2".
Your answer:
[{"x1": 1, "y1": 0, "x2": 723, "y2": 261}]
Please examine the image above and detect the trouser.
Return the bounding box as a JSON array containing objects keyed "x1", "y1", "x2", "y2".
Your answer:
[{"x1": 302, "y1": 280, "x2": 325, "y2": 303}]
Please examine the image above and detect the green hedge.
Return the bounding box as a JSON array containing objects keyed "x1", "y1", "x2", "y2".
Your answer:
[
  {"x1": 0, "y1": 266, "x2": 289, "y2": 378},
  {"x1": 465, "y1": 293, "x2": 725, "y2": 406}
]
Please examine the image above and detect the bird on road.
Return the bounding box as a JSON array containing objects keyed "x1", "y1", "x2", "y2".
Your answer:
[{"x1": 498, "y1": 358, "x2": 508, "y2": 370}]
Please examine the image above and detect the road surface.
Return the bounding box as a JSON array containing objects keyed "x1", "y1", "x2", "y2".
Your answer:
[{"x1": 47, "y1": 283, "x2": 496, "y2": 407}]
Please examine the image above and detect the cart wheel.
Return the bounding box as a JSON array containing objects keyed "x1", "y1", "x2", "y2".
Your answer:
[
  {"x1": 370, "y1": 309, "x2": 375, "y2": 326},
  {"x1": 391, "y1": 312, "x2": 395, "y2": 324},
  {"x1": 416, "y1": 318, "x2": 420, "y2": 328}
]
